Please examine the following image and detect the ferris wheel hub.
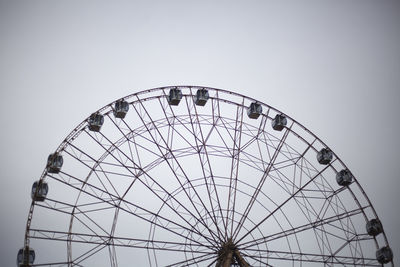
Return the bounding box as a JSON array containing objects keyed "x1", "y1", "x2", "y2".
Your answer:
[{"x1": 216, "y1": 238, "x2": 249, "y2": 267}]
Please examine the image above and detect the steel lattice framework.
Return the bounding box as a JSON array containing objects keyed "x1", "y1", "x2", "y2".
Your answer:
[{"x1": 21, "y1": 86, "x2": 393, "y2": 266}]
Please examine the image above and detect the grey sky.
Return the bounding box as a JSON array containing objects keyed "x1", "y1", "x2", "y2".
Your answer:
[{"x1": 1, "y1": 0, "x2": 399, "y2": 266}]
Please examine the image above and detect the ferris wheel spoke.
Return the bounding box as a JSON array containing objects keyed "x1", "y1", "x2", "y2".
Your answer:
[
  {"x1": 106, "y1": 114, "x2": 201, "y2": 184},
  {"x1": 197, "y1": 113, "x2": 250, "y2": 238},
  {"x1": 225, "y1": 101, "x2": 245, "y2": 238},
  {"x1": 232, "y1": 124, "x2": 292, "y2": 241},
  {"x1": 164, "y1": 252, "x2": 216, "y2": 267},
  {"x1": 286, "y1": 171, "x2": 364, "y2": 252},
  {"x1": 116, "y1": 116, "x2": 194, "y2": 165},
  {"x1": 34, "y1": 197, "x2": 115, "y2": 216},
  {"x1": 108, "y1": 239, "x2": 118, "y2": 267},
  {"x1": 158, "y1": 94, "x2": 222, "y2": 227},
  {"x1": 247, "y1": 185, "x2": 358, "y2": 259},
  {"x1": 230, "y1": 252, "x2": 274, "y2": 267},
  {"x1": 132, "y1": 95, "x2": 224, "y2": 243},
  {"x1": 65, "y1": 140, "x2": 125, "y2": 201},
  {"x1": 157, "y1": 96, "x2": 203, "y2": 152},
  {"x1": 30, "y1": 262, "x2": 79, "y2": 266},
  {"x1": 88, "y1": 123, "x2": 221, "y2": 245},
  {"x1": 237, "y1": 206, "x2": 367, "y2": 250},
  {"x1": 244, "y1": 139, "x2": 294, "y2": 189},
  {"x1": 293, "y1": 186, "x2": 351, "y2": 234},
  {"x1": 28, "y1": 229, "x2": 215, "y2": 253},
  {"x1": 81, "y1": 122, "x2": 209, "y2": 231},
  {"x1": 235, "y1": 162, "x2": 333, "y2": 244},
  {"x1": 241, "y1": 249, "x2": 380, "y2": 266},
  {"x1": 48, "y1": 172, "x2": 215, "y2": 247},
  {"x1": 62, "y1": 143, "x2": 123, "y2": 204},
  {"x1": 206, "y1": 258, "x2": 218, "y2": 267},
  {"x1": 183, "y1": 92, "x2": 228, "y2": 240},
  {"x1": 52, "y1": 198, "x2": 113, "y2": 237}
]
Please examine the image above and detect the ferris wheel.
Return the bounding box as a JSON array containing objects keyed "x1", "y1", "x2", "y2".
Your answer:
[{"x1": 18, "y1": 86, "x2": 393, "y2": 266}]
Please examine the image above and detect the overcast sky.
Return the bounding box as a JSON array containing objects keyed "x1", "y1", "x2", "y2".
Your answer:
[{"x1": 0, "y1": 0, "x2": 399, "y2": 266}]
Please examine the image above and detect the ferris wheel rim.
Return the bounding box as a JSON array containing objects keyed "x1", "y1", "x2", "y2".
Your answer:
[{"x1": 22, "y1": 85, "x2": 392, "y2": 266}]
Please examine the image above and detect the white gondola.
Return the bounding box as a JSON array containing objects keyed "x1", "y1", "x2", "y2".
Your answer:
[
  {"x1": 247, "y1": 102, "x2": 262, "y2": 119},
  {"x1": 16, "y1": 247, "x2": 35, "y2": 267},
  {"x1": 194, "y1": 89, "x2": 209, "y2": 106},
  {"x1": 336, "y1": 169, "x2": 353, "y2": 186},
  {"x1": 31, "y1": 181, "x2": 49, "y2": 201},
  {"x1": 317, "y1": 148, "x2": 333, "y2": 165},
  {"x1": 114, "y1": 99, "x2": 129, "y2": 119},
  {"x1": 272, "y1": 114, "x2": 287, "y2": 131},
  {"x1": 366, "y1": 219, "x2": 383, "y2": 236},
  {"x1": 88, "y1": 113, "x2": 104, "y2": 132},
  {"x1": 168, "y1": 88, "x2": 182, "y2": 106},
  {"x1": 46, "y1": 153, "x2": 63, "y2": 173},
  {"x1": 376, "y1": 246, "x2": 393, "y2": 264}
]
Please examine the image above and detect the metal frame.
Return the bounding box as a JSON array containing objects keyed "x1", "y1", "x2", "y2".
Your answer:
[{"x1": 22, "y1": 86, "x2": 393, "y2": 266}]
